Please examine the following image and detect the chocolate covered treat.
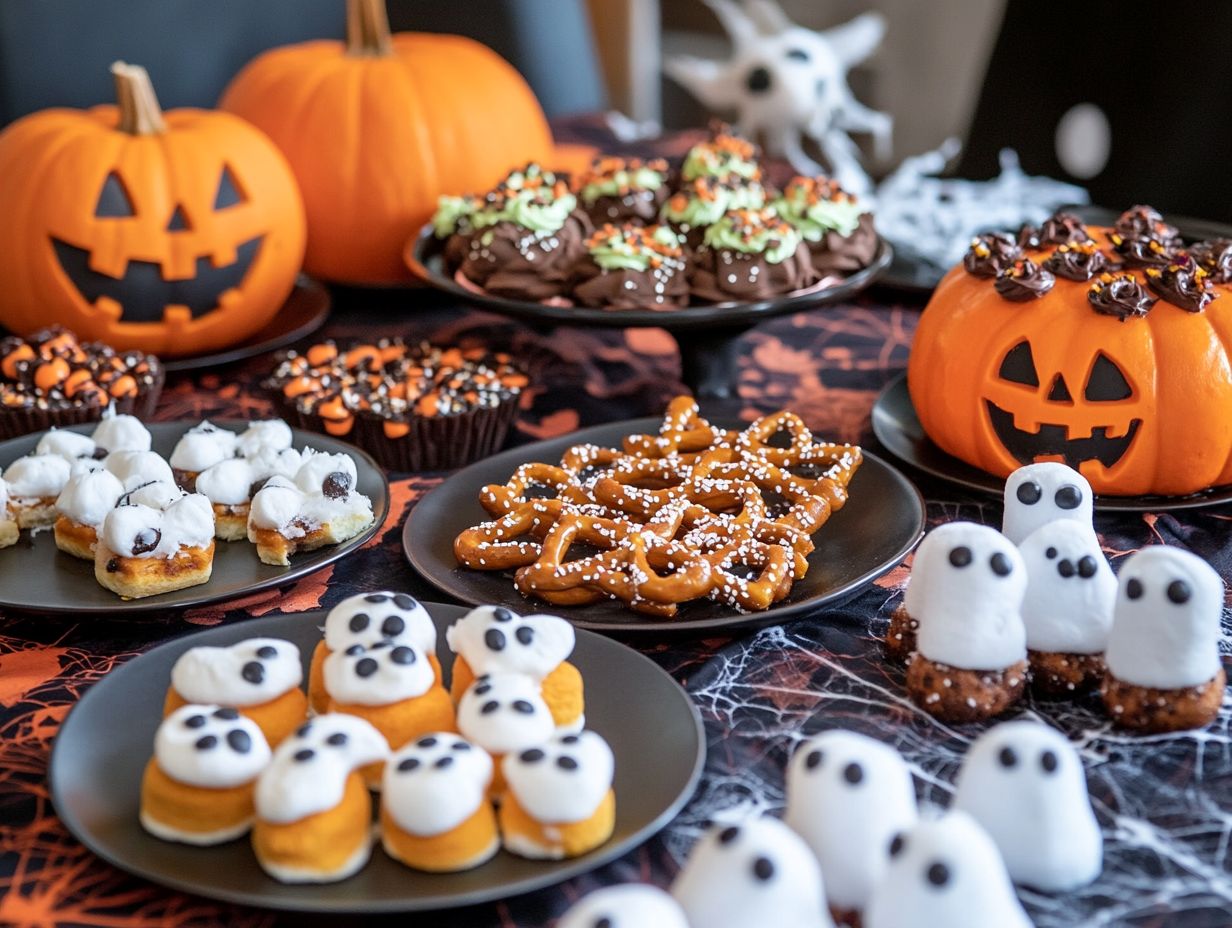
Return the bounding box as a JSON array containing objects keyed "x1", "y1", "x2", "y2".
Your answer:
[
  {"x1": 773, "y1": 176, "x2": 877, "y2": 273},
  {"x1": 577, "y1": 157, "x2": 670, "y2": 226},
  {"x1": 660, "y1": 175, "x2": 766, "y2": 248},
  {"x1": 572, "y1": 224, "x2": 688, "y2": 310},
  {"x1": 431, "y1": 194, "x2": 483, "y2": 271},
  {"x1": 680, "y1": 124, "x2": 762, "y2": 184},
  {"x1": 689, "y1": 208, "x2": 816, "y2": 302}
]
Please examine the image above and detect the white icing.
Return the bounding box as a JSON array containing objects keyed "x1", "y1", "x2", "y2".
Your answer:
[
  {"x1": 323, "y1": 640, "x2": 434, "y2": 706},
  {"x1": 3, "y1": 454, "x2": 71, "y2": 500},
  {"x1": 1002, "y1": 462, "x2": 1093, "y2": 546},
  {"x1": 55, "y1": 468, "x2": 124, "y2": 528},
  {"x1": 446, "y1": 605, "x2": 575, "y2": 681},
  {"x1": 102, "y1": 494, "x2": 214, "y2": 558},
  {"x1": 248, "y1": 474, "x2": 373, "y2": 537},
  {"x1": 672, "y1": 816, "x2": 832, "y2": 928},
  {"x1": 170, "y1": 637, "x2": 303, "y2": 707},
  {"x1": 70, "y1": 457, "x2": 106, "y2": 477},
  {"x1": 140, "y1": 811, "x2": 253, "y2": 846},
  {"x1": 382, "y1": 732, "x2": 493, "y2": 835},
  {"x1": 1104, "y1": 546, "x2": 1224, "y2": 689},
  {"x1": 915, "y1": 522, "x2": 1027, "y2": 671},
  {"x1": 196, "y1": 458, "x2": 256, "y2": 507},
  {"x1": 502, "y1": 729, "x2": 613, "y2": 824},
  {"x1": 248, "y1": 476, "x2": 302, "y2": 531},
  {"x1": 155, "y1": 703, "x2": 271, "y2": 789},
  {"x1": 119, "y1": 479, "x2": 183, "y2": 510},
  {"x1": 255, "y1": 713, "x2": 388, "y2": 824},
  {"x1": 456, "y1": 673, "x2": 555, "y2": 755},
  {"x1": 323, "y1": 591, "x2": 435, "y2": 654},
  {"x1": 1019, "y1": 521, "x2": 1115, "y2": 654},
  {"x1": 92, "y1": 414, "x2": 151, "y2": 453},
  {"x1": 247, "y1": 447, "x2": 302, "y2": 482},
  {"x1": 953, "y1": 720, "x2": 1102, "y2": 891},
  {"x1": 293, "y1": 450, "x2": 358, "y2": 496},
  {"x1": 169, "y1": 421, "x2": 237, "y2": 471},
  {"x1": 105, "y1": 450, "x2": 175, "y2": 490},
  {"x1": 558, "y1": 886, "x2": 690, "y2": 928},
  {"x1": 36, "y1": 428, "x2": 96, "y2": 461},
  {"x1": 784, "y1": 730, "x2": 919, "y2": 911},
  {"x1": 864, "y1": 811, "x2": 1033, "y2": 928},
  {"x1": 236, "y1": 419, "x2": 292, "y2": 458}
]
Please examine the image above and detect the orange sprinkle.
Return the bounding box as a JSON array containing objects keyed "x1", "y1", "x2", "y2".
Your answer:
[
  {"x1": 306, "y1": 344, "x2": 337, "y2": 366},
  {"x1": 383, "y1": 421, "x2": 410, "y2": 439},
  {"x1": 2, "y1": 345, "x2": 34, "y2": 379},
  {"x1": 108, "y1": 374, "x2": 138, "y2": 398},
  {"x1": 34, "y1": 358, "x2": 70, "y2": 391}
]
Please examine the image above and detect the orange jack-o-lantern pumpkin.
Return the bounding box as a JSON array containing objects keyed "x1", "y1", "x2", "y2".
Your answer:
[
  {"x1": 0, "y1": 63, "x2": 306, "y2": 357},
  {"x1": 219, "y1": 0, "x2": 556, "y2": 284},
  {"x1": 909, "y1": 219, "x2": 1232, "y2": 497}
]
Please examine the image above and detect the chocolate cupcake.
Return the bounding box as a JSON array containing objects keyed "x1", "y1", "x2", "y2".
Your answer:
[
  {"x1": 680, "y1": 124, "x2": 762, "y2": 184},
  {"x1": 773, "y1": 176, "x2": 877, "y2": 273},
  {"x1": 689, "y1": 208, "x2": 817, "y2": 302},
  {"x1": 660, "y1": 176, "x2": 766, "y2": 249},
  {"x1": 572, "y1": 224, "x2": 688, "y2": 310},
  {"x1": 577, "y1": 157, "x2": 670, "y2": 226},
  {"x1": 430, "y1": 194, "x2": 483, "y2": 271},
  {"x1": 266, "y1": 340, "x2": 527, "y2": 471},
  {"x1": 0, "y1": 327, "x2": 162, "y2": 441},
  {"x1": 458, "y1": 164, "x2": 592, "y2": 301}
]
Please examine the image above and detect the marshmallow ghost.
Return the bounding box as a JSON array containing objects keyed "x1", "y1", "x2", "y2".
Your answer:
[
  {"x1": 1002, "y1": 462, "x2": 1093, "y2": 546},
  {"x1": 953, "y1": 721, "x2": 1102, "y2": 891},
  {"x1": 864, "y1": 811, "x2": 1033, "y2": 928},
  {"x1": 1104, "y1": 546, "x2": 1224, "y2": 690},
  {"x1": 672, "y1": 816, "x2": 834, "y2": 928},
  {"x1": 557, "y1": 885, "x2": 689, "y2": 928},
  {"x1": 915, "y1": 522, "x2": 1027, "y2": 670},
  {"x1": 785, "y1": 730, "x2": 918, "y2": 913},
  {"x1": 1019, "y1": 520, "x2": 1115, "y2": 654}
]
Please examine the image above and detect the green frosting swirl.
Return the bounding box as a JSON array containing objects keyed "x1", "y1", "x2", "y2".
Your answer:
[
  {"x1": 682, "y1": 146, "x2": 760, "y2": 182},
  {"x1": 432, "y1": 195, "x2": 476, "y2": 238},
  {"x1": 581, "y1": 166, "x2": 665, "y2": 204},
  {"x1": 589, "y1": 226, "x2": 681, "y2": 271},
  {"x1": 775, "y1": 189, "x2": 865, "y2": 241},
  {"x1": 703, "y1": 213, "x2": 802, "y2": 265},
  {"x1": 502, "y1": 190, "x2": 578, "y2": 233}
]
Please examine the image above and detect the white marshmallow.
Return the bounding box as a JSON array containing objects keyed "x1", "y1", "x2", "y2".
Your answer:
[
  {"x1": 324, "y1": 591, "x2": 435, "y2": 655},
  {"x1": 446, "y1": 604, "x2": 575, "y2": 681},
  {"x1": 3, "y1": 454, "x2": 71, "y2": 499},
  {"x1": 119, "y1": 479, "x2": 183, "y2": 510},
  {"x1": 56, "y1": 467, "x2": 124, "y2": 528},
  {"x1": 456, "y1": 673, "x2": 554, "y2": 756},
  {"x1": 91, "y1": 414, "x2": 151, "y2": 454},
  {"x1": 169, "y1": 421, "x2": 237, "y2": 472},
  {"x1": 105, "y1": 450, "x2": 175, "y2": 490},
  {"x1": 672, "y1": 816, "x2": 834, "y2": 928},
  {"x1": 323, "y1": 640, "x2": 434, "y2": 706},
  {"x1": 294, "y1": 450, "x2": 358, "y2": 496},
  {"x1": 953, "y1": 720, "x2": 1101, "y2": 891},
  {"x1": 1104, "y1": 546, "x2": 1224, "y2": 690},
  {"x1": 37, "y1": 428, "x2": 96, "y2": 461},
  {"x1": 1002, "y1": 462, "x2": 1093, "y2": 545},
  {"x1": 382, "y1": 733, "x2": 493, "y2": 837},
  {"x1": 864, "y1": 811, "x2": 1033, "y2": 928},
  {"x1": 785, "y1": 731, "x2": 918, "y2": 912},
  {"x1": 1019, "y1": 520, "x2": 1115, "y2": 654},
  {"x1": 502, "y1": 729, "x2": 613, "y2": 825},
  {"x1": 155, "y1": 704, "x2": 271, "y2": 789},
  {"x1": 915, "y1": 522, "x2": 1027, "y2": 671},
  {"x1": 236, "y1": 419, "x2": 293, "y2": 458},
  {"x1": 558, "y1": 886, "x2": 689, "y2": 928},
  {"x1": 170, "y1": 637, "x2": 303, "y2": 707},
  {"x1": 195, "y1": 458, "x2": 257, "y2": 506}
]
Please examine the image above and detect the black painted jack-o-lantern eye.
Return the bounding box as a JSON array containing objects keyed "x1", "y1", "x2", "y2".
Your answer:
[
  {"x1": 95, "y1": 171, "x2": 135, "y2": 217},
  {"x1": 1085, "y1": 353, "x2": 1133, "y2": 401},
  {"x1": 215, "y1": 164, "x2": 246, "y2": 209},
  {"x1": 998, "y1": 341, "x2": 1038, "y2": 387}
]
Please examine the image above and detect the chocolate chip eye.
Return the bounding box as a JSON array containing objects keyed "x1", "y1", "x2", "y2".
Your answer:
[
  {"x1": 926, "y1": 862, "x2": 950, "y2": 887},
  {"x1": 452, "y1": 741, "x2": 471, "y2": 751},
  {"x1": 1045, "y1": 547, "x2": 1058, "y2": 559},
  {"x1": 990, "y1": 552, "x2": 1013, "y2": 576},
  {"x1": 185, "y1": 714, "x2": 206, "y2": 729},
  {"x1": 1040, "y1": 750, "x2": 1058, "y2": 773},
  {"x1": 435, "y1": 756, "x2": 454, "y2": 769},
  {"x1": 889, "y1": 833, "x2": 906, "y2": 857},
  {"x1": 370, "y1": 641, "x2": 389, "y2": 650},
  {"x1": 364, "y1": 593, "x2": 389, "y2": 604},
  {"x1": 999, "y1": 746, "x2": 1017, "y2": 768},
  {"x1": 1055, "y1": 485, "x2": 1083, "y2": 510},
  {"x1": 521, "y1": 748, "x2": 545, "y2": 763},
  {"x1": 321, "y1": 471, "x2": 351, "y2": 499},
  {"x1": 485, "y1": 629, "x2": 506, "y2": 651},
  {"x1": 786, "y1": 47, "x2": 810, "y2": 61},
  {"x1": 326, "y1": 732, "x2": 348, "y2": 746},
  {"x1": 561, "y1": 734, "x2": 580, "y2": 744},
  {"x1": 296, "y1": 722, "x2": 313, "y2": 738},
  {"x1": 256, "y1": 646, "x2": 278, "y2": 659},
  {"x1": 1167, "y1": 580, "x2": 1192, "y2": 604},
  {"x1": 1126, "y1": 578, "x2": 1144, "y2": 600},
  {"x1": 355, "y1": 657, "x2": 379, "y2": 678},
  {"x1": 1078, "y1": 556, "x2": 1098, "y2": 578},
  {"x1": 493, "y1": 607, "x2": 514, "y2": 622},
  {"x1": 844, "y1": 762, "x2": 864, "y2": 785},
  {"x1": 480, "y1": 700, "x2": 499, "y2": 714},
  {"x1": 241, "y1": 661, "x2": 264, "y2": 684},
  {"x1": 557, "y1": 756, "x2": 579, "y2": 771},
  {"x1": 949, "y1": 546, "x2": 973, "y2": 568},
  {"x1": 752, "y1": 856, "x2": 776, "y2": 881},
  {"x1": 393, "y1": 593, "x2": 417, "y2": 610},
  {"x1": 195, "y1": 735, "x2": 217, "y2": 750},
  {"x1": 348, "y1": 612, "x2": 370, "y2": 633},
  {"x1": 382, "y1": 616, "x2": 405, "y2": 637},
  {"x1": 131, "y1": 527, "x2": 161, "y2": 555},
  {"x1": 345, "y1": 644, "x2": 364, "y2": 656},
  {"x1": 1058, "y1": 559, "x2": 1075, "y2": 578},
  {"x1": 805, "y1": 749, "x2": 823, "y2": 770},
  {"x1": 595, "y1": 918, "x2": 613, "y2": 928},
  {"x1": 227, "y1": 729, "x2": 252, "y2": 753},
  {"x1": 718, "y1": 825, "x2": 740, "y2": 845},
  {"x1": 390, "y1": 646, "x2": 416, "y2": 665},
  {"x1": 512, "y1": 700, "x2": 535, "y2": 714},
  {"x1": 417, "y1": 736, "x2": 437, "y2": 748},
  {"x1": 294, "y1": 748, "x2": 315, "y2": 762},
  {"x1": 1016, "y1": 481, "x2": 1042, "y2": 505},
  {"x1": 516, "y1": 626, "x2": 534, "y2": 645},
  {"x1": 474, "y1": 683, "x2": 492, "y2": 696},
  {"x1": 397, "y1": 757, "x2": 420, "y2": 772}
]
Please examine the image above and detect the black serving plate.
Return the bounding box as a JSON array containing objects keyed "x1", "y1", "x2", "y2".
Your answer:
[
  {"x1": 871, "y1": 374, "x2": 1232, "y2": 512},
  {"x1": 0, "y1": 421, "x2": 388, "y2": 614},
  {"x1": 50, "y1": 605, "x2": 705, "y2": 913},
  {"x1": 402, "y1": 417, "x2": 925, "y2": 634}
]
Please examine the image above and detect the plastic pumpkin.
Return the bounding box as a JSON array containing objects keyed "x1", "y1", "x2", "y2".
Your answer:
[
  {"x1": 908, "y1": 225, "x2": 1232, "y2": 497},
  {"x1": 0, "y1": 63, "x2": 306, "y2": 358},
  {"x1": 220, "y1": 0, "x2": 556, "y2": 284}
]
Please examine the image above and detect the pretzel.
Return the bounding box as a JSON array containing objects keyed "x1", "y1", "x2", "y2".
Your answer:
[{"x1": 480, "y1": 462, "x2": 591, "y2": 516}]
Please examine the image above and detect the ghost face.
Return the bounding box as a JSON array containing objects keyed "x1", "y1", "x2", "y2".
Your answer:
[
  {"x1": 672, "y1": 817, "x2": 832, "y2": 928},
  {"x1": 915, "y1": 522, "x2": 1028, "y2": 671},
  {"x1": 324, "y1": 591, "x2": 434, "y2": 654},
  {"x1": 1019, "y1": 520, "x2": 1115, "y2": 654},
  {"x1": 558, "y1": 885, "x2": 690, "y2": 928},
  {"x1": 953, "y1": 721, "x2": 1102, "y2": 892},
  {"x1": 1002, "y1": 462, "x2": 1093, "y2": 545},
  {"x1": 864, "y1": 812, "x2": 1031, "y2": 928},
  {"x1": 1104, "y1": 546, "x2": 1224, "y2": 689},
  {"x1": 784, "y1": 730, "x2": 918, "y2": 911}
]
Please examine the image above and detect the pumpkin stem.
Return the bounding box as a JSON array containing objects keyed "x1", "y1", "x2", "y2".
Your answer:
[
  {"x1": 110, "y1": 61, "x2": 166, "y2": 135},
  {"x1": 346, "y1": 0, "x2": 393, "y2": 56}
]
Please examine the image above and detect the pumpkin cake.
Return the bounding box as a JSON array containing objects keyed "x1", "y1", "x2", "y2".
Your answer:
[
  {"x1": 909, "y1": 205, "x2": 1232, "y2": 496},
  {"x1": 577, "y1": 157, "x2": 671, "y2": 226},
  {"x1": 572, "y1": 223, "x2": 689, "y2": 310}
]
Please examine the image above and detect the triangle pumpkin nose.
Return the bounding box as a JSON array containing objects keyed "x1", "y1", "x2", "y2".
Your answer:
[{"x1": 1047, "y1": 374, "x2": 1072, "y2": 402}]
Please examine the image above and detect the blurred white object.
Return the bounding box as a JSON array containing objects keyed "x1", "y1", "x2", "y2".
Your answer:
[{"x1": 664, "y1": 0, "x2": 891, "y2": 196}]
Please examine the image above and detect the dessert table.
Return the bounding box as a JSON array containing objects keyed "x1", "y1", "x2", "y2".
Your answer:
[{"x1": 2, "y1": 126, "x2": 1231, "y2": 928}]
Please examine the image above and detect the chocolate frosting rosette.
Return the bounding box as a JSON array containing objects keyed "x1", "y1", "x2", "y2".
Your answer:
[
  {"x1": 577, "y1": 157, "x2": 670, "y2": 226},
  {"x1": 773, "y1": 176, "x2": 877, "y2": 273},
  {"x1": 457, "y1": 164, "x2": 592, "y2": 299},
  {"x1": 689, "y1": 208, "x2": 817, "y2": 302},
  {"x1": 431, "y1": 193, "x2": 483, "y2": 271},
  {"x1": 572, "y1": 223, "x2": 688, "y2": 310}
]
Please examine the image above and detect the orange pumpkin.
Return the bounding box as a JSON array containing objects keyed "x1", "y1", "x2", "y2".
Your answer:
[
  {"x1": 0, "y1": 63, "x2": 306, "y2": 358},
  {"x1": 909, "y1": 225, "x2": 1232, "y2": 497},
  {"x1": 220, "y1": 0, "x2": 556, "y2": 284}
]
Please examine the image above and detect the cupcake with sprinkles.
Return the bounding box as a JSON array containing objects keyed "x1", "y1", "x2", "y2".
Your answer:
[
  {"x1": 266, "y1": 339, "x2": 526, "y2": 471},
  {"x1": 680, "y1": 123, "x2": 762, "y2": 184},
  {"x1": 572, "y1": 223, "x2": 689, "y2": 310},
  {"x1": 577, "y1": 157, "x2": 671, "y2": 226},
  {"x1": 773, "y1": 176, "x2": 878, "y2": 273},
  {"x1": 689, "y1": 208, "x2": 817, "y2": 302},
  {"x1": 660, "y1": 175, "x2": 766, "y2": 249}
]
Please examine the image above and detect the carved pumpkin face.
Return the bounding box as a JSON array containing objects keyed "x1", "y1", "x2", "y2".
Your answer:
[{"x1": 0, "y1": 64, "x2": 306, "y2": 357}]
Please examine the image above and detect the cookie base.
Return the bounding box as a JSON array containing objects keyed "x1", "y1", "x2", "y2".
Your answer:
[
  {"x1": 248, "y1": 509, "x2": 372, "y2": 567},
  {"x1": 211, "y1": 503, "x2": 249, "y2": 542},
  {"x1": 1029, "y1": 649, "x2": 1106, "y2": 699},
  {"x1": 0, "y1": 517, "x2": 16, "y2": 549},
  {"x1": 54, "y1": 515, "x2": 99, "y2": 560},
  {"x1": 13, "y1": 497, "x2": 57, "y2": 530},
  {"x1": 906, "y1": 656, "x2": 1027, "y2": 723},
  {"x1": 884, "y1": 604, "x2": 917, "y2": 664},
  {"x1": 94, "y1": 540, "x2": 215, "y2": 599},
  {"x1": 1102, "y1": 668, "x2": 1226, "y2": 733}
]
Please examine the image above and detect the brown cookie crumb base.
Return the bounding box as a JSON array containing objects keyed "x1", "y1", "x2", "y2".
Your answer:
[
  {"x1": 1102, "y1": 668, "x2": 1226, "y2": 733},
  {"x1": 1029, "y1": 649, "x2": 1106, "y2": 699},
  {"x1": 906, "y1": 656, "x2": 1027, "y2": 723},
  {"x1": 884, "y1": 604, "x2": 917, "y2": 664}
]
